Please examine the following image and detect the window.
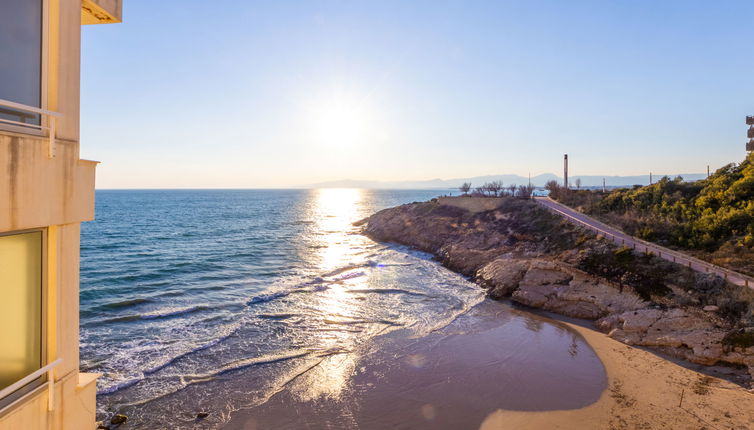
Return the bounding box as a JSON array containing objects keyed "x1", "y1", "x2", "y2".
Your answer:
[
  {"x1": 0, "y1": 231, "x2": 43, "y2": 396},
  {"x1": 0, "y1": 0, "x2": 43, "y2": 126}
]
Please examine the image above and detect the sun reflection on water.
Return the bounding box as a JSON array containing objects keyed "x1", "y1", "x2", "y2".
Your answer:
[
  {"x1": 312, "y1": 188, "x2": 364, "y2": 271},
  {"x1": 295, "y1": 188, "x2": 370, "y2": 401}
]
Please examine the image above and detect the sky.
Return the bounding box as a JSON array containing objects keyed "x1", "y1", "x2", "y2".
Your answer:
[{"x1": 81, "y1": 0, "x2": 754, "y2": 189}]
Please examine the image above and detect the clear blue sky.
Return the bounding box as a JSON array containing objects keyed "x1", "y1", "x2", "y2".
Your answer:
[{"x1": 81, "y1": 0, "x2": 754, "y2": 188}]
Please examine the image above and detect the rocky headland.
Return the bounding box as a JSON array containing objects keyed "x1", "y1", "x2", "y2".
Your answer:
[{"x1": 360, "y1": 196, "x2": 754, "y2": 383}]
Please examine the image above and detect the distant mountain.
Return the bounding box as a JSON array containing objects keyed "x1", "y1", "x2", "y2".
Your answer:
[{"x1": 305, "y1": 173, "x2": 707, "y2": 189}]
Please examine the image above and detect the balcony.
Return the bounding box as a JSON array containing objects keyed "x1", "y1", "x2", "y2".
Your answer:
[{"x1": 0, "y1": 98, "x2": 62, "y2": 158}]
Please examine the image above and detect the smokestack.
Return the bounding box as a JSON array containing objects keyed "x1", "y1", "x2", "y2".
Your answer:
[{"x1": 564, "y1": 154, "x2": 568, "y2": 189}]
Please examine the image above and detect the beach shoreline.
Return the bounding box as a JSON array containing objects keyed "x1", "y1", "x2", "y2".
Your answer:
[
  {"x1": 224, "y1": 298, "x2": 754, "y2": 429},
  {"x1": 224, "y1": 299, "x2": 607, "y2": 429},
  {"x1": 482, "y1": 319, "x2": 754, "y2": 429}
]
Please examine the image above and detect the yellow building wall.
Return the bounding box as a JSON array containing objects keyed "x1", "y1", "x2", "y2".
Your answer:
[
  {"x1": 0, "y1": 135, "x2": 96, "y2": 232},
  {"x1": 0, "y1": 222, "x2": 100, "y2": 430},
  {"x1": 0, "y1": 371, "x2": 98, "y2": 430},
  {"x1": 0, "y1": 0, "x2": 120, "y2": 427}
]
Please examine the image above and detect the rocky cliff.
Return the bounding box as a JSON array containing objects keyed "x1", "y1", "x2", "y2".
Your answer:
[{"x1": 362, "y1": 197, "x2": 754, "y2": 381}]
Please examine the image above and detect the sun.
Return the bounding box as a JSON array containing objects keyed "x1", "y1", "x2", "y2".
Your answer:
[{"x1": 313, "y1": 99, "x2": 366, "y2": 148}]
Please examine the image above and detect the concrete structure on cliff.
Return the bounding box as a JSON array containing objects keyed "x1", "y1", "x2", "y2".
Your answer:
[{"x1": 0, "y1": 1, "x2": 122, "y2": 428}]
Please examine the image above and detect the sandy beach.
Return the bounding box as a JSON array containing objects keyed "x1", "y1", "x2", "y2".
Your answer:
[
  {"x1": 225, "y1": 300, "x2": 606, "y2": 429},
  {"x1": 482, "y1": 320, "x2": 754, "y2": 430},
  {"x1": 223, "y1": 299, "x2": 754, "y2": 429}
]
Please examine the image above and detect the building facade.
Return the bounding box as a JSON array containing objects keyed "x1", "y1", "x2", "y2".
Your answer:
[{"x1": 0, "y1": 1, "x2": 122, "y2": 428}]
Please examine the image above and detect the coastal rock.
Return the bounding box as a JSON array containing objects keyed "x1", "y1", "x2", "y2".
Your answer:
[
  {"x1": 476, "y1": 258, "x2": 529, "y2": 298},
  {"x1": 512, "y1": 264, "x2": 647, "y2": 320},
  {"x1": 361, "y1": 197, "x2": 754, "y2": 382},
  {"x1": 594, "y1": 309, "x2": 752, "y2": 368},
  {"x1": 110, "y1": 414, "x2": 128, "y2": 425},
  {"x1": 440, "y1": 244, "x2": 500, "y2": 276},
  {"x1": 520, "y1": 261, "x2": 573, "y2": 286},
  {"x1": 512, "y1": 282, "x2": 553, "y2": 308}
]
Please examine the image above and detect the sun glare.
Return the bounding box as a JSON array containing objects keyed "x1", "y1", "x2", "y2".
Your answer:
[
  {"x1": 311, "y1": 96, "x2": 369, "y2": 148},
  {"x1": 314, "y1": 101, "x2": 366, "y2": 148}
]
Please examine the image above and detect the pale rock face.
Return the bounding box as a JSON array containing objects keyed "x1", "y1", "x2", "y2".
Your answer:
[
  {"x1": 596, "y1": 308, "x2": 752, "y2": 368},
  {"x1": 476, "y1": 258, "x2": 529, "y2": 299},
  {"x1": 508, "y1": 263, "x2": 646, "y2": 320},
  {"x1": 511, "y1": 283, "x2": 554, "y2": 308}
]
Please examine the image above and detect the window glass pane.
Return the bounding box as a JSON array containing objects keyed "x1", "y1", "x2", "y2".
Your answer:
[
  {"x1": 0, "y1": 232, "x2": 42, "y2": 391},
  {"x1": 0, "y1": 0, "x2": 42, "y2": 126}
]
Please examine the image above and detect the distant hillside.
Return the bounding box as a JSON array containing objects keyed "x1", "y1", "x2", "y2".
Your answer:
[
  {"x1": 554, "y1": 153, "x2": 754, "y2": 276},
  {"x1": 306, "y1": 172, "x2": 706, "y2": 189}
]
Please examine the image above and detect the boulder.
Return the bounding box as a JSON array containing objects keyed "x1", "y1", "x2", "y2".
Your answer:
[
  {"x1": 476, "y1": 258, "x2": 529, "y2": 298},
  {"x1": 110, "y1": 414, "x2": 128, "y2": 425}
]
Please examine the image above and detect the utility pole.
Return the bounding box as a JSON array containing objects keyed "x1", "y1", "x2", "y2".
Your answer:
[{"x1": 564, "y1": 154, "x2": 568, "y2": 189}]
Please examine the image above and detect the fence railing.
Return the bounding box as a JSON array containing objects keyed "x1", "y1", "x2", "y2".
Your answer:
[
  {"x1": 0, "y1": 358, "x2": 62, "y2": 411},
  {"x1": 535, "y1": 197, "x2": 754, "y2": 289},
  {"x1": 0, "y1": 98, "x2": 62, "y2": 158}
]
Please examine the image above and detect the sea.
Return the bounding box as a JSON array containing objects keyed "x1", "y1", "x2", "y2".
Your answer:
[{"x1": 80, "y1": 189, "x2": 604, "y2": 428}]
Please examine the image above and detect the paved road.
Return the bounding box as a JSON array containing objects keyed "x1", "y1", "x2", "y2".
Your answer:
[{"x1": 534, "y1": 197, "x2": 754, "y2": 290}]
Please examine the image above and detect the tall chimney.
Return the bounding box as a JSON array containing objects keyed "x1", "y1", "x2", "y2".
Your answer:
[{"x1": 564, "y1": 154, "x2": 568, "y2": 189}]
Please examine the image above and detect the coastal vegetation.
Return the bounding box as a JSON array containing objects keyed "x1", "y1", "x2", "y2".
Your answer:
[
  {"x1": 548, "y1": 152, "x2": 754, "y2": 277},
  {"x1": 459, "y1": 181, "x2": 534, "y2": 198}
]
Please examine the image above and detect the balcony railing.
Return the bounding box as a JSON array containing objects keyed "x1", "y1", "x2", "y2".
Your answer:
[
  {"x1": 0, "y1": 358, "x2": 62, "y2": 411},
  {"x1": 0, "y1": 98, "x2": 62, "y2": 158}
]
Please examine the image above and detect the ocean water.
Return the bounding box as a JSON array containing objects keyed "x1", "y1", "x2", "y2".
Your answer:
[{"x1": 80, "y1": 189, "x2": 604, "y2": 428}]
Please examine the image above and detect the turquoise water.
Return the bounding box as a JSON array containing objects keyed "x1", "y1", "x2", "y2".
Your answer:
[{"x1": 80, "y1": 189, "x2": 604, "y2": 428}]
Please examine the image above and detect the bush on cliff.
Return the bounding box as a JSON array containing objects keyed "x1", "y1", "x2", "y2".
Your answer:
[{"x1": 551, "y1": 152, "x2": 754, "y2": 276}]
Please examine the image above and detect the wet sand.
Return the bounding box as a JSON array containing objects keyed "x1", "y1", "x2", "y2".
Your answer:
[
  {"x1": 481, "y1": 321, "x2": 754, "y2": 430},
  {"x1": 225, "y1": 300, "x2": 607, "y2": 429}
]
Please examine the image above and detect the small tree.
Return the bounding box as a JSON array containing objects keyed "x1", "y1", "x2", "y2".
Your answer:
[
  {"x1": 507, "y1": 184, "x2": 517, "y2": 196},
  {"x1": 459, "y1": 182, "x2": 472, "y2": 195},
  {"x1": 545, "y1": 179, "x2": 560, "y2": 199},
  {"x1": 488, "y1": 180, "x2": 503, "y2": 197},
  {"x1": 575, "y1": 178, "x2": 582, "y2": 190},
  {"x1": 517, "y1": 184, "x2": 534, "y2": 199}
]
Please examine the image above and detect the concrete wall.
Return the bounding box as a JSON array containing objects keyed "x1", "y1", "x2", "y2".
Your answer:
[
  {"x1": 0, "y1": 0, "x2": 119, "y2": 428},
  {"x1": 0, "y1": 371, "x2": 98, "y2": 430},
  {"x1": 0, "y1": 134, "x2": 96, "y2": 232},
  {"x1": 0, "y1": 223, "x2": 99, "y2": 429}
]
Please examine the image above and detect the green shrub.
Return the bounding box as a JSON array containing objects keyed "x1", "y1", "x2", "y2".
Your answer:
[{"x1": 722, "y1": 329, "x2": 754, "y2": 349}]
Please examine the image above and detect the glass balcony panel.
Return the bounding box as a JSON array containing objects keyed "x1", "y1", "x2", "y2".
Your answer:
[
  {"x1": 0, "y1": 0, "x2": 43, "y2": 127},
  {"x1": 0, "y1": 232, "x2": 43, "y2": 392}
]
